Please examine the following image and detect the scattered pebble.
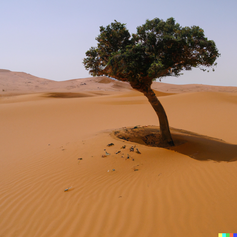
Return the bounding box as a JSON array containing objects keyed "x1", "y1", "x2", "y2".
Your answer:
[
  {"x1": 64, "y1": 187, "x2": 71, "y2": 192},
  {"x1": 136, "y1": 148, "x2": 141, "y2": 154},
  {"x1": 107, "y1": 143, "x2": 114, "y2": 147},
  {"x1": 121, "y1": 145, "x2": 126, "y2": 149},
  {"x1": 116, "y1": 151, "x2": 121, "y2": 154},
  {"x1": 107, "y1": 169, "x2": 115, "y2": 172},
  {"x1": 78, "y1": 158, "x2": 83, "y2": 160},
  {"x1": 130, "y1": 146, "x2": 135, "y2": 152},
  {"x1": 104, "y1": 149, "x2": 110, "y2": 156}
]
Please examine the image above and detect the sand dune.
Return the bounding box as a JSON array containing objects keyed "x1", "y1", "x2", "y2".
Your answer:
[
  {"x1": 1, "y1": 69, "x2": 237, "y2": 96},
  {"x1": 0, "y1": 70, "x2": 132, "y2": 95},
  {"x1": 152, "y1": 81, "x2": 237, "y2": 93},
  {"x1": 1, "y1": 70, "x2": 237, "y2": 237}
]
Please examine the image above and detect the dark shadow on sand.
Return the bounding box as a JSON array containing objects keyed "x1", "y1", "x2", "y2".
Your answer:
[
  {"x1": 43, "y1": 92, "x2": 93, "y2": 98},
  {"x1": 112, "y1": 126, "x2": 237, "y2": 162}
]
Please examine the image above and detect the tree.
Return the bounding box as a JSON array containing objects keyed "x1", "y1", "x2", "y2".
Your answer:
[{"x1": 83, "y1": 17, "x2": 220, "y2": 146}]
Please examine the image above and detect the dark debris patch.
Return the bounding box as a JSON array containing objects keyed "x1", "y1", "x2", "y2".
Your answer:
[{"x1": 112, "y1": 126, "x2": 171, "y2": 148}]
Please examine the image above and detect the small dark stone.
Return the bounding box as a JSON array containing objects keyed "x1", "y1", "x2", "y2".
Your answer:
[
  {"x1": 136, "y1": 148, "x2": 141, "y2": 154},
  {"x1": 130, "y1": 146, "x2": 134, "y2": 152}
]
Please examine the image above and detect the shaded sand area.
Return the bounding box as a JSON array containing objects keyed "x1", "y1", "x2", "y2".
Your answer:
[{"x1": 1, "y1": 73, "x2": 237, "y2": 237}]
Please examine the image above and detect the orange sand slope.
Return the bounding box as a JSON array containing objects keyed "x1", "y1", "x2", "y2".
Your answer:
[{"x1": 1, "y1": 73, "x2": 237, "y2": 237}]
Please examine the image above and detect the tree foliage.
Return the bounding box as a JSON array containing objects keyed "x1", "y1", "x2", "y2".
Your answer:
[{"x1": 83, "y1": 17, "x2": 220, "y2": 91}]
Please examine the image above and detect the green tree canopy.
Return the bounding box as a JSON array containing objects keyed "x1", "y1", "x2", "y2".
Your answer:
[{"x1": 83, "y1": 17, "x2": 220, "y2": 146}]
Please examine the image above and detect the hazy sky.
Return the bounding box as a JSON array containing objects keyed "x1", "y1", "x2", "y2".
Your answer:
[{"x1": 1, "y1": 0, "x2": 237, "y2": 86}]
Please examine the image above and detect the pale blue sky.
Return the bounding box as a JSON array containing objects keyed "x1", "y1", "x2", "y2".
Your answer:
[{"x1": 1, "y1": 0, "x2": 237, "y2": 86}]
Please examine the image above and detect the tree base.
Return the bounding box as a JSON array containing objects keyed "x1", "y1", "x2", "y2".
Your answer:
[
  {"x1": 112, "y1": 125, "x2": 176, "y2": 148},
  {"x1": 111, "y1": 125, "x2": 237, "y2": 162}
]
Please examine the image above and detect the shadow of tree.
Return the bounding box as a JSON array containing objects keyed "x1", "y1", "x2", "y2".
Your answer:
[
  {"x1": 112, "y1": 126, "x2": 237, "y2": 162},
  {"x1": 169, "y1": 130, "x2": 237, "y2": 162}
]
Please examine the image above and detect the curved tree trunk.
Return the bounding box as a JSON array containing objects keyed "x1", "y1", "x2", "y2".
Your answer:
[{"x1": 143, "y1": 87, "x2": 174, "y2": 146}]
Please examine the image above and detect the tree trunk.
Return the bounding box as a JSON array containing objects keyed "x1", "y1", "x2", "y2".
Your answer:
[{"x1": 143, "y1": 87, "x2": 174, "y2": 146}]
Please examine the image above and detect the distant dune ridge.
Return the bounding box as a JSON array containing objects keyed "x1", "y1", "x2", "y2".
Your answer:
[
  {"x1": 0, "y1": 69, "x2": 132, "y2": 95},
  {"x1": 1, "y1": 69, "x2": 237, "y2": 95},
  {"x1": 0, "y1": 69, "x2": 237, "y2": 237}
]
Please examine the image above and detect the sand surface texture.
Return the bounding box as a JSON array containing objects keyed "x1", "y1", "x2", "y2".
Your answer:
[{"x1": 1, "y1": 71, "x2": 237, "y2": 237}]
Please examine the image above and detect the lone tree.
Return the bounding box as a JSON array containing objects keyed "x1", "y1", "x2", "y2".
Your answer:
[{"x1": 83, "y1": 17, "x2": 220, "y2": 146}]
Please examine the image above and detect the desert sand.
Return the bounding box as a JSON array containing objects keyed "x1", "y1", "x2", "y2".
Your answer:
[{"x1": 0, "y1": 70, "x2": 237, "y2": 237}]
